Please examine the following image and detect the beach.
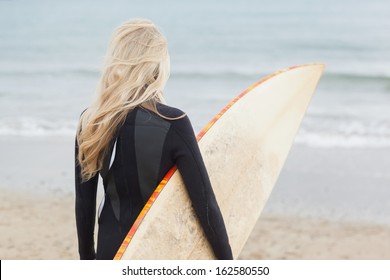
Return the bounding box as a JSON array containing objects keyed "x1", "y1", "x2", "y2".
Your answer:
[
  {"x1": 2, "y1": 189, "x2": 390, "y2": 260},
  {"x1": 1, "y1": 136, "x2": 389, "y2": 260}
]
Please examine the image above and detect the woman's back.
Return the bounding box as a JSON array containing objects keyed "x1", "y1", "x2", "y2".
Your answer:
[{"x1": 76, "y1": 104, "x2": 233, "y2": 259}]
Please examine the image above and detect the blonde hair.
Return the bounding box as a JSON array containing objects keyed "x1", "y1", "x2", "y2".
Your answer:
[{"x1": 77, "y1": 19, "x2": 171, "y2": 181}]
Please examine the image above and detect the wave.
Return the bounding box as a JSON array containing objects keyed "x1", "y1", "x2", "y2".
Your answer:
[
  {"x1": 295, "y1": 133, "x2": 390, "y2": 148},
  {"x1": 322, "y1": 72, "x2": 390, "y2": 83},
  {"x1": 296, "y1": 116, "x2": 390, "y2": 148},
  {"x1": 0, "y1": 68, "x2": 100, "y2": 78},
  {"x1": 1, "y1": 67, "x2": 389, "y2": 83},
  {"x1": 0, "y1": 68, "x2": 257, "y2": 80},
  {"x1": 0, "y1": 118, "x2": 77, "y2": 136},
  {"x1": 1, "y1": 116, "x2": 390, "y2": 148}
]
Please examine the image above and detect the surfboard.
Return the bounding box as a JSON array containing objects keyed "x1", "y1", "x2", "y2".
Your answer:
[{"x1": 114, "y1": 63, "x2": 325, "y2": 260}]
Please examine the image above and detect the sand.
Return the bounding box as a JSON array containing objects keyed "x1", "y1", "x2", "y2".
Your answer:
[
  {"x1": 240, "y1": 215, "x2": 390, "y2": 260},
  {"x1": 1, "y1": 189, "x2": 390, "y2": 260},
  {"x1": 0, "y1": 190, "x2": 77, "y2": 260},
  {"x1": 1, "y1": 136, "x2": 389, "y2": 259}
]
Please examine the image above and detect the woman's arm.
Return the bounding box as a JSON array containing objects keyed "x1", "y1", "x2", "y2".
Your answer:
[
  {"x1": 75, "y1": 137, "x2": 99, "y2": 260},
  {"x1": 169, "y1": 116, "x2": 233, "y2": 260}
]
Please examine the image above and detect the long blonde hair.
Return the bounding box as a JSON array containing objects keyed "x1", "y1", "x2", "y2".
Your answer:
[{"x1": 77, "y1": 19, "x2": 170, "y2": 181}]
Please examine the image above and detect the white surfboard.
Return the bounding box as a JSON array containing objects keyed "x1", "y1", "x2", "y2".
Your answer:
[{"x1": 114, "y1": 64, "x2": 325, "y2": 259}]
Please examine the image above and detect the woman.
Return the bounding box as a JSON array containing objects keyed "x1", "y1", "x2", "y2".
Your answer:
[{"x1": 75, "y1": 19, "x2": 232, "y2": 260}]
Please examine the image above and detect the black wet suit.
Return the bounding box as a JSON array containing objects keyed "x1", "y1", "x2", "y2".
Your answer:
[{"x1": 75, "y1": 104, "x2": 233, "y2": 260}]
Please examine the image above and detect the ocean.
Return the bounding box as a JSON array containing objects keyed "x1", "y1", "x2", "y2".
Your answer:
[{"x1": 0, "y1": 0, "x2": 389, "y2": 148}]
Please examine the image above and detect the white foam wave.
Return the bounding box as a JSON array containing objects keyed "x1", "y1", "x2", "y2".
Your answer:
[
  {"x1": 296, "y1": 132, "x2": 390, "y2": 148},
  {"x1": 0, "y1": 118, "x2": 77, "y2": 136},
  {"x1": 296, "y1": 116, "x2": 390, "y2": 148}
]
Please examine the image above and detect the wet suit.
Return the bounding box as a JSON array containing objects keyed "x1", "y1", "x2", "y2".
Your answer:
[{"x1": 75, "y1": 103, "x2": 233, "y2": 260}]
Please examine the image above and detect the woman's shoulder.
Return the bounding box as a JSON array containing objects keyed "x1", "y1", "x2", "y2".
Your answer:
[
  {"x1": 154, "y1": 103, "x2": 195, "y2": 133},
  {"x1": 156, "y1": 103, "x2": 186, "y2": 119}
]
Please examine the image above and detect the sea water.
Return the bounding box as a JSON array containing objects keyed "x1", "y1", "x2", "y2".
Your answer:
[{"x1": 0, "y1": 0, "x2": 389, "y2": 148}]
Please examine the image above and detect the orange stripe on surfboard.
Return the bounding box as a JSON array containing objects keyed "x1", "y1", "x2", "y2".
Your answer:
[{"x1": 113, "y1": 63, "x2": 314, "y2": 260}]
